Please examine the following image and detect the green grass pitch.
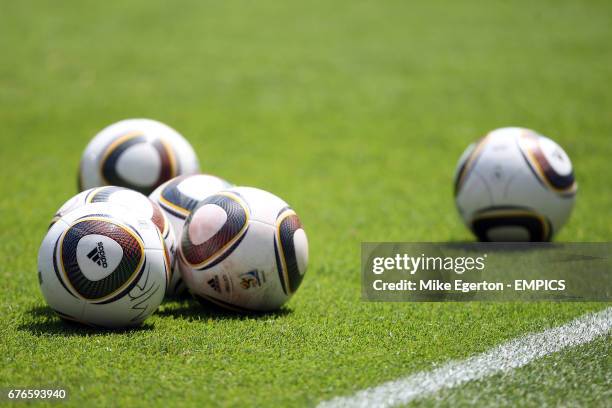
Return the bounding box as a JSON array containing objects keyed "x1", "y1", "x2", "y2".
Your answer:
[{"x1": 0, "y1": 0, "x2": 611, "y2": 406}]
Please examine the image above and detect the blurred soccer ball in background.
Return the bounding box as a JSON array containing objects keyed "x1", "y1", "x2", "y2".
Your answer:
[
  {"x1": 454, "y1": 127, "x2": 577, "y2": 241},
  {"x1": 178, "y1": 186, "x2": 308, "y2": 311},
  {"x1": 78, "y1": 118, "x2": 200, "y2": 195}
]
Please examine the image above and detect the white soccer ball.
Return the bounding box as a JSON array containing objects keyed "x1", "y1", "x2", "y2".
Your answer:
[
  {"x1": 454, "y1": 127, "x2": 577, "y2": 241},
  {"x1": 149, "y1": 174, "x2": 232, "y2": 295},
  {"x1": 50, "y1": 186, "x2": 176, "y2": 290},
  {"x1": 78, "y1": 118, "x2": 200, "y2": 195},
  {"x1": 38, "y1": 202, "x2": 170, "y2": 328},
  {"x1": 178, "y1": 186, "x2": 308, "y2": 312}
]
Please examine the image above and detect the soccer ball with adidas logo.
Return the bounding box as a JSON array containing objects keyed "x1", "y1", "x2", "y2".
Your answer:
[
  {"x1": 454, "y1": 127, "x2": 577, "y2": 241},
  {"x1": 38, "y1": 202, "x2": 170, "y2": 327},
  {"x1": 178, "y1": 186, "x2": 309, "y2": 312},
  {"x1": 78, "y1": 118, "x2": 200, "y2": 195},
  {"x1": 50, "y1": 186, "x2": 176, "y2": 298}
]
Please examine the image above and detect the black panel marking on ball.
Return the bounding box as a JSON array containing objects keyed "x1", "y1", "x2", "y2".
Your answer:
[
  {"x1": 273, "y1": 236, "x2": 288, "y2": 295},
  {"x1": 93, "y1": 259, "x2": 148, "y2": 305},
  {"x1": 276, "y1": 206, "x2": 291, "y2": 219},
  {"x1": 89, "y1": 186, "x2": 128, "y2": 203},
  {"x1": 539, "y1": 163, "x2": 575, "y2": 191},
  {"x1": 181, "y1": 194, "x2": 248, "y2": 267},
  {"x1": 101, "y1": 135, "x2": 174, "y2": 195},
  {"x1": 159, "y1": 176, "x2": 201, "y2": 218},
  {"x1": 454, "y1": 137, "x2": 487, "y2": 197},
  {"x1": 517, "y1": 136, "x2": 576, "y2": 195},
  {"x1": 123, "y1": 221, "x2": 145, "y2": 241},
  {"x1": 48, "y1": 215, "x2": 61, "y2": 231},
  {"x1": 101, "y1": 135, "x2": 150, "y2": 190},
  {"x1": 228, "y1": 189, "x2": 252, "y2": 214},
  {"x1": 278, "y1": 214, "x2": 305, "y2": 294},
  {"x1": 84, "y1": 188, "x2": 96, "y2": 202},
  {"x1": 471, "y1": 206, "x2": 552, "y2": 242},
  {"x1": 52, "y1": 236, "x2": 78, "y2": 299},
  {"x1": 61, "y1": 218, "x2": 143, "y2": 300},
  {"x1": 160, "y1": 204, "x2": 189, "y2": 220},
  {"x1": 153, "y1": 139, "x2": 175, "y2": 187},
  {"x1": 453, "y1": 154, "x2": 471, "y2": 196}
]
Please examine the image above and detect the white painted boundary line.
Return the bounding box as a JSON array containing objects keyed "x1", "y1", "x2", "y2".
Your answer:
[{"x1": 319, "y1": 307, "x2": 612, "y2": 408}]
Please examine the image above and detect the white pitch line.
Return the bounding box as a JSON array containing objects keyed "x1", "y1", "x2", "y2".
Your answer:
[{"x1": 319, "y1": 307, "x2": 612, "y2": 408}]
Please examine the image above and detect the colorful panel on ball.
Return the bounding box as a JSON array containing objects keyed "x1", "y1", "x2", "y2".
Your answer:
[
  {"x1": 100, "y1": 132, "x2": 177, "y2": 193},
  {"x1": 181, "y1": 193, "x2": 249, "y2": 269},
  {"x1": 275, "y1": 209, "x2": 305, "y2": 295},
  {"x1": 59, "y1": 217, "x2": 145, "y2": 301},
  {"x1": 158, "y1": 176, "x2": 202, "y2": 219},
  {"x1": 518, "y1": 132, "x2": 576, "y2": 195}
]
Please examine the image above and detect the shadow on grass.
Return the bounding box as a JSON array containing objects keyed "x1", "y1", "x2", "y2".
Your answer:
[
  {"x1": 18, "y1": 306, "x2": 154, "y2": 337},
  {"x1": 18, "y1": 297, "x2": 292, "y2": 336},
  {"x1": 157, "y1": 296, "x2": 293, "y2": 321}
]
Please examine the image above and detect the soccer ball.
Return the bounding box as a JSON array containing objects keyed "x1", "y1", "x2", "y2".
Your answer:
[
  {"x1": 178, "y1": 186, "x2": 308, "y2": 312},
  {"x1": 149, "y1": 174, "x2": 232, "y2": 295},
  {"x1": 454, "y1": 127, "x2": 577, "y2": 241},
  {"x1": 78, "y1": 118, "x2": 200, "y2": 195},
  {"x1": 38, "y1": 202, "x2": 170, "y2": 328},
  {"x1": 49, "y1": 186, "x2": 176, "y2": 290}
]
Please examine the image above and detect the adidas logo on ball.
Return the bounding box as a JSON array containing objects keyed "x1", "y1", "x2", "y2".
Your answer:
[
  {"x1": 207, "y1": 276, "x2": 221, "y2": 293},
  {"x1": 87, "y1": 242, "x2": 108, "y2": 268}
]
